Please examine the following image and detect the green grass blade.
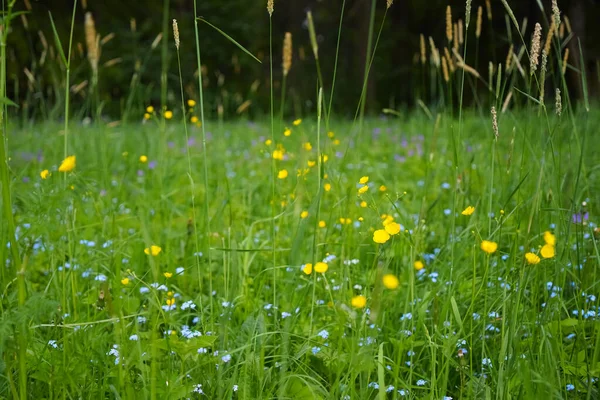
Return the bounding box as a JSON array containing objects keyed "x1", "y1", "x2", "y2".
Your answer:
[{"x1": 196, "y1": 17, "x2": 261, "y2": 64}]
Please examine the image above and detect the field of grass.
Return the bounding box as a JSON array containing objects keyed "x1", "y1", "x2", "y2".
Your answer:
[
  {"x1": 2, "y1": 0, "x2": 600, "y2": 398},
  {"x1": 1, "y1": 107, "x2": 599, "y2": 398}
]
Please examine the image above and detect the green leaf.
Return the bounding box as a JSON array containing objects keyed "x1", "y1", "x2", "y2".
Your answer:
[
  {"x1": 450, "y1": 296, "x2": 464, "y2": 333},
  {"x1": 48, "y1": 11, "x2": 68, "y2": 66},
  {"x1": 0, "y1": 97, "x2": 18, "y2": 108},
  {"x1": 196, "y1": 17, "x2": 261, "y2": 64}
]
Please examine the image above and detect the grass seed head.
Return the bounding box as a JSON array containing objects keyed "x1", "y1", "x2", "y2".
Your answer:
[
  {"x1": 476, "y1": 6, "x2": 483, "y2": 38},
  {"x1": 555, "y1": 88, "x2": 562, "y2": 116},
  {"x1": 446, "y1": 6, "x2": 453, "y2": 42},
  {"x1": 491, "y1": 106, "x2": 499, "y2": 139},
  {"x1": 530, "y1": 23, "x2": 542, "y2": 75},
  {"x1": 283, "y1": 32, "x2": 292, "y2": 76},
  {"x1": 267, "y1": 0, "x2": 274, "y2": 16},
  {"x1": 172, "y1": 19, "x2": 180, "y2": 49},
  {"x1": 85, "y1": 12, "x2": 98, "y2": 74}
]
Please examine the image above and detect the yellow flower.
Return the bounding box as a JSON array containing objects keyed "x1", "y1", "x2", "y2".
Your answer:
[
  {"x1": 525, "y1": 252, "x2": 541, "y2": 265},
  {"x1": 146, "y1": 105, "x2": 154, "y2": 113},
  {"x1": 40, "y1": 169, "x2": 50, "y2": 179},
  {"x1": 300, "y1": 210, "x2": 309, "y2": 219},
  {"x1": 333, "y1": 139, "x2": 340, "y2": 145},
  {"x1": 272, "y1": 149, "x2": 284, "y2": 160},
  {"x1": 324, "y1": 183, "x2": 331, "y2": 192},
  {"x1": 382, "y1": 274, "x2": 399, "y2": 289},
  {"x1": 359, "y1": 176, "x2": 369, "y2": 184},
  {"x1": 303, "y1": 142, "x2": 312, "y2": 151},
  {"x1": 318, "y1": 220, "x2": 326, "y2": 228},
  {"x1": 543, "y1": 231, "x2": 556, "y2": 246},
  {"x1": 303, "y1": 263, "x2": 313, "y2": 275},
  {"x1": 265, "y1": 139, "x2": 272, "y2": 146},
  {"x1": 314, "y1": 262, "x2": 328, "y2": 273},
  {"x1": 384, "y1": 222, "x2": 401, "y2": 235},
  {"x1": 190, "y1": 116, "x2": 199, "y2": 123},
  {"x1": 166, "y1": 298, "x2": 175, "y2": 306},
  {"x1": 379, "y1": 185, "x2": 387, "y2": 192},
  {"x1": 164, "y1": 272, "x2": 173, "y2": 278},
  {"x1": 187, "y1": 99, "x2": 196, "y2": 107},
  {"x1": 164, "y1": 110, "x2": 173, "y2": 119},
  {"x1": 144, "y1": 245, "x2": 162, "y2": 256},
  {"x1": 414, "y1": 260, "x2": 424, "y2": 270},
  {"x1": 321, "y1": 154, "x2": 329, "y2": 163},
  {"x1": 139, "y1": 155, "x2": 148, "y2": 163},
  {"x1": 284, "y1": 128, "x2": 292, "y2": 137},
  {"x1": 541, "y1": 244, "x2": 555, "y2": 259},
  {"x1": 382, "y1": 215, "x2": 394, "y2": 226},
  {"x1": 58, "y1": 155, "x2": 76, "y2": 172},
  {"x1": 307, "y1": 160, "x2": 316, "y2": 167},
  {"x1": 121, "y1": 277, "x2": 130, "y2": 285},
  {"x1": 461, "y1": 206, "x2": 475, "y2": 216},
  {"x1": 293, "y1": 118, "x2": 302, "y2": 126},
  {"x1": 327, "y1": 131, "x2": 335, "y2": 138},
  {"x1": 480, "y1": 240, "x2": 498, "y2": 254},
  {"x1": 277, "y1": 169, "x2": 288, "y2": 179},
  {"x1": 351, "y1": 295, "x2": 367, "y2": 308},
  {"x1": 360, "y1": 201, "x2": 367, "y2": 208},
  {"x1": 358, "y1": 185, "x2": 369, "y2": 195},
  {"x1": 143, "y1": 113, "x2": 151, "y2": 120},
  {"x1": 373, "y1": 229, "x2": 390, "y2": 244}
]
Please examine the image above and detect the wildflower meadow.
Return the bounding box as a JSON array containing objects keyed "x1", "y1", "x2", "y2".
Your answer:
[{"x1": 1, "y1": 0, "x2": 599, "y2": 399}]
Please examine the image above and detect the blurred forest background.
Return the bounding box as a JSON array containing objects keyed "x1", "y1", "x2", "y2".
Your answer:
[{"x1": 5, "y1": 0, "x2": 600, "y2": 120}]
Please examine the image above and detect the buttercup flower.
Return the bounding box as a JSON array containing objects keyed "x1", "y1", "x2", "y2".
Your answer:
[
  {"x1": 164, "y1": 110, "x2": 173, "y2": 119},
  {"x1": 302, "y1": 263, "x2": 313, "y2": 275},
  {"x1": 358, "y1": 185, "x2": 369, "y2": 195},
  {"x1": 284, "y1": 128, "x2": 291, "y2": 137},
  {"x1": 164, "y1": 272, "x2": 173, "y2": 278},
  {"x1": 359, "y1": 176, "x2": 369, "y2": 184},
  {"x1": 414, "y1": 260, "x2": 424, "y2": 270},
  {"x1": 462, "y1": 206, "x2": 475, "y2": 216},
  {"x1": 144, "y1": 245, "x2": 162, "y2": 256},
  {"x1": 351, "y1": 295, "x2": 367, "y2": 308},
  {"x1": 480, "y1": 240, "x2": 498, "y2": 254},
  {"x1": 187, "y1": 99, "x2": 196, "y2": 107},
  {"x1": 314, "y1": 262, "x2": 328, "y2": 273},
  {"x1": 146, "y1": 105, "x2": 154, "y2": 113},
  {"x1": 384, "y1": 222, "x2": 401, "y2": 235},
  {"x1": 277, "y1": 169, "x2": 288, "y2": 179},
  {"x1": 40, "y1": 169, "x2": 50, "y2": 179},
  {"x1": 293, "y1": 119, "x2": 302, "y2": 126},
  {"x1": 541, "y1": 244, "x2": 555, "y2": 259},
  {"x1": 373, "y1": 229, "x2": 390, "y2": 244},
  {"x1": 525, "y1": 252, "x2": 540, "y2": 264},
  {"x1": 121, "y1": 277, "x2": 130, "y2": 285},
  {"x1": 543, "y1": 231, "x2": 556, "y2": 246},
  {"x1": 300, "y1": 211, "x2": 309, "y2": 219},
  {"x1": 318, "y1": 220, "x2": 326, "y2": 228},
  {"x1": 382, "y1": 274, "x2": 399, "y2": 289},
  {"x1": 58, "y1": 155, "x2": 76, "y2": 172},
  {"x1": 140, "y1": 155, "x2": 148, "y2": 163}
]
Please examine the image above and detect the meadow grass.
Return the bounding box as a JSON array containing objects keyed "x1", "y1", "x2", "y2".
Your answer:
[
  {"x1": 2, "y1": 0, "x2": 600, "y2": 398},
  {"x1": 1, "y1": 107, "x2": 599, "y2": 398}
]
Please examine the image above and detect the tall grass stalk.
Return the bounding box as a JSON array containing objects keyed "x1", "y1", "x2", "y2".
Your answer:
[
  {"x1": 268, "y1": 2, "x2": 277, "y2": 317},
  {"x1": 193, "y1": 0, "x2": 214, "y2": 329},
  {"x1": 358, "y1": 0, "x2": 377, "y2": 136},
  {"x1": 326, "y1": 0, "x2": 346, "y2": 131},
  {"x1": 0, "y1": 4, "x2": 27, "y2": 398},
  {"x1": 173, "y1": 18, "x2": 203, "y2": 324}
]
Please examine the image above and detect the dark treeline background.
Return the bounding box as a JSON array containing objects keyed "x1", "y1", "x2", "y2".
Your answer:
[{"x1": 6, "y1": 0, "x2": 600, "y2": 120}]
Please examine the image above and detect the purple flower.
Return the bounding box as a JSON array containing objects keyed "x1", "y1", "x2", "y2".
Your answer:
[
  {"x1": 137, "y1": 169, "x2": 144, "y2": 177},
  {"x1": 148, "y1": 161, "x2": 157, "y2": 170},
  {"x1": 572, "y1": 212, "x2": 589, "y2": 224},
  {"x1": 187, "y1": 137, "x2": 196, "y2": 147}
]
